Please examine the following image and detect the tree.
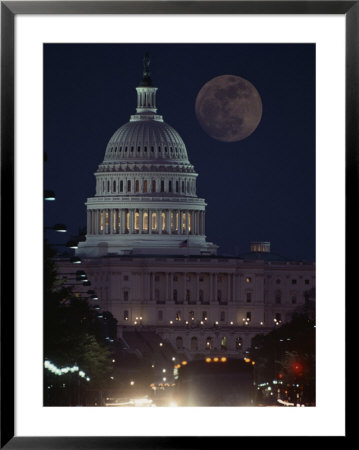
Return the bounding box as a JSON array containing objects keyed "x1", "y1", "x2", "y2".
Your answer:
[
  {"x1": 248, "y1": 313, "x2": 316, "y2": 405},
  {"x1": 43, "y1": 239, "x2": 115, "y2": 405}
]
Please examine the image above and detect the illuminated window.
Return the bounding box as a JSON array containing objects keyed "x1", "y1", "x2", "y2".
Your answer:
[
  {"x1": 100, "y1": 212, "x2": 104, "y2": 231},
  {"x1": 143, "y1": 212, "x2": 149, "y2": 230},
  {"x1": 134, "y1": 211, "x2": 139, "y2": 230},
  {"x1": 170, "y1": 212, "x2": 174, "y2": 231},
  {"x1": 152, "y1": 212, "x2": 157, "y2": 231},
  {"x1": 117, "y1": 211, "x2": 121, "y2": 231},
  {"x1": 176, "y1": 311, "x2": 181, "y2": 321},
  {"x1": 245, "y1": 276, "x2": 252, "y2": 283},
  {"x1": 182, "y1": 212, "x2": 186, "y2": 232},
  {"x1": 188, "y1": 212, "x2": 192, "y2": 232},
  {"x1": 105, "y1": 211, "x2": 109, "y2": 228},
  {"x1": 175, "y1": 212, "x2": 179, "y2": 231},
  {"x1": 161, "y1": 212, "x2": 166, "y2": 231},
  {"x1": 221, "y1": 336, "x2": 227, "y2": 349},
  {"x1": 113, "y1": 211, "x2": 116, "y2": 232},
  {"x1": 143, "y1": 180, "x2": 148, "y2": 193},
  {"x1": 126, "y1": 211, "x2": 130, "y2": 232}
]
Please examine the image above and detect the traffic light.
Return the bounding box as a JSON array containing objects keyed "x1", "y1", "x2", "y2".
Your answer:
[{"x1": 291, "y1": 362, "x2": 303, "y2": 375}]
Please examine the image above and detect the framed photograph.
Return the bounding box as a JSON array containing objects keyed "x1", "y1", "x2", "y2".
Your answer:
[{"x1": 1, "y1": 1, "x2": 353, "y2": 447}]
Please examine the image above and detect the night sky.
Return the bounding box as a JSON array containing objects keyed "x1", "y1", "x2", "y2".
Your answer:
[{"x1": 44, "y1": 43, "x2": 315, "y2": 261}]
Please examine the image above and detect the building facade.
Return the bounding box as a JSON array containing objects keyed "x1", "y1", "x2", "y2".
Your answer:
[{"x1": 57, "y1": 55, "x2": 315, "y2": 360}]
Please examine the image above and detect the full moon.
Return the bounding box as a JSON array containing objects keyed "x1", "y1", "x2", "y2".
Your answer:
[{"x1": 195, "y1": 75, "x2": 262, "y2": 142}]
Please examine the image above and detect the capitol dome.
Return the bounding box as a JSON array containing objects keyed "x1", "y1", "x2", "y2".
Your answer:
[
  {"x1": 103, "y1": 120, "x2": 190, "y2": 164},
  {"x1": 76, "y1": 54, "x2": 218, "y2": 257}
]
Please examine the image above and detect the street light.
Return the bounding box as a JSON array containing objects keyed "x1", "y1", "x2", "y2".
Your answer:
[
  {"x1": 45, "y1": 224, "x2": 67, "y2": 233},
  {"x1": 44, "y1": 190, "x2": 56, "y2": 201}
]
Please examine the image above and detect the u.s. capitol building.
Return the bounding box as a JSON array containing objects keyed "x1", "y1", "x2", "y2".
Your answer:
[{"x1": 57, "y1": 56, "x2": 315, "y2": 359}]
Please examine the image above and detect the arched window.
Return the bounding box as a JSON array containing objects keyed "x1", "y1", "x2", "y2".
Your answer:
[
  {"x1": 120, "y1": 180, "x2": 123, "y2": 192},
  {"x1": 169, "y1": 180, "x2": 172, "y2": 192},
  {"x1": 221, "y1": 336, "x2": 227, "y2": 349},
  {"x1": 143, "y1": 180, "x2": 148, "y2": 193},
  {"x1": 134, "y1": 211, "x2": 139, "y2": 231},
  {"x1": 135, "y1": 180, "x2": 139, "y2": 192},
  {"x1": 152, "y1": 212, "x2": 157, "y2": 231},
  {"x1": 143, "y1": 212, "x2": 149, "y2": 231},
  {"x1": 206, "y1": 336, "x2": 213, "y2": 350},
  {"x1": 152, "y1": 180, "x2": 156, "y2": 192},
  {"x1": 107, "y1": 180, "x2": 110, "y2": 192},
  {"x1": 191, "y1": 337, "x2": 198, "y2": 351},
  {"x1": 113, "y1": 180, "x2": 116, "y2": 192},
  {"x1": 176, "y1": 336, "x2": 183, "y2": 350},
  {"x1": 161, "y1": 180, "x2": 165, "y2": 192},
  {"x1": 161, "y1": 212, "x2": 166, "y2": 231}
]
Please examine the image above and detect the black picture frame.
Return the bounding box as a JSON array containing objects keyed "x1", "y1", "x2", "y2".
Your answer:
[{"x1": 1, "y1": 1, "x2": 353, "y2": 447}]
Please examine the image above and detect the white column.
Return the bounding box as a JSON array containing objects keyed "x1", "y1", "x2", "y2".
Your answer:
[
  {"x1": 120, "y1": 210, "x2": 125, "y2": 234},
  {"x1": 139, "y1": 210, "x2": 143, "y2": 234},
  {"x1": 110, "y1": 209, "x2": 113, "y2": 234}
]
